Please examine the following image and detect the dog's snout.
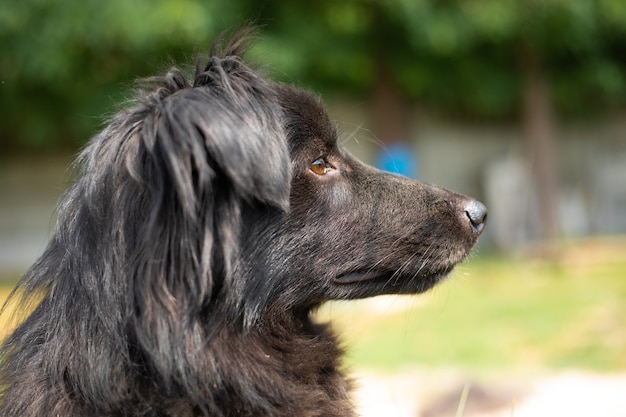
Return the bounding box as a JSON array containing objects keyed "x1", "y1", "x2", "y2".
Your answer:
[{"x1": 463, "y1": 199, "x2": 488, "y2": 234}]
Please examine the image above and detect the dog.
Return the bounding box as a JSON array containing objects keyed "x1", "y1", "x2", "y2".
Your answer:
[{"x1": 0, "y1": 31, "x2": 486, "y2": 417}]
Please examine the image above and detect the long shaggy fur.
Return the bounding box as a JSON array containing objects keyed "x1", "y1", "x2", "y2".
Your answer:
[{"x1": 0, "y1": 30, "x2": 486, "y2": 417}]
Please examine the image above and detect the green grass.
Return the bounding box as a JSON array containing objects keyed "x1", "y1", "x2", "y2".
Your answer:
[{"x1": 317, "y1": 255, "x2": 626, "y2": 373}]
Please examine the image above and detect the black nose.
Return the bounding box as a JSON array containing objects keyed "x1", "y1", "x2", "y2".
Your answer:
[{"x1": 464, "y1": 200, "x2": 488, "y2": 234}]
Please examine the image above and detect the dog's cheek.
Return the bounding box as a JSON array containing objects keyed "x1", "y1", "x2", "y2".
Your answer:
[
  {"x1": 289, "y1": 175, "x2": 347, "y2": 217},
  {"x1": 285, "y1": 177, "x2": 359, "y2": 253}
]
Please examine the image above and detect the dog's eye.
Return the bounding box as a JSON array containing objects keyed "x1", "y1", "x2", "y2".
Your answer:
[{"x1": 310, "y1": 158, "x2": 329, "y2": 175}]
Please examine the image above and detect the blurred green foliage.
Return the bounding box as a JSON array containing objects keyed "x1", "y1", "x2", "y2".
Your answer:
[
  {"x1": 0, "y1": 0, "x2": 238, "y2": 152},
  {"x1": 1, "y1": 0, "x2": 625, "y2": 153}
]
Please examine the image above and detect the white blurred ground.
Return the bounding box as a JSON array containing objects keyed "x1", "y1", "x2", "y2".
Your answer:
[{"x1": 353, "y1": 369, "x2": 626, "y2": 417}]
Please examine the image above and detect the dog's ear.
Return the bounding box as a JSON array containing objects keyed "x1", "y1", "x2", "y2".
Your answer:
[
  {"x1": 114, "y1": 45, "x2": 290, "y2": 394},
  {"x1": 141, "y1": 57, "x2": 291, "y2": 213}
]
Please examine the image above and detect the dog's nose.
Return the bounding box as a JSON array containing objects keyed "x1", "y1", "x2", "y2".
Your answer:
[{"x1": 464, "y1": 200, "x2": 488, "y2": 234}]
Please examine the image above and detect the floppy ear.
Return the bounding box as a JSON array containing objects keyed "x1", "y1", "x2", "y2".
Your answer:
[{"x1": 117, "y1": 48, "x2": 290, "y2": 395}]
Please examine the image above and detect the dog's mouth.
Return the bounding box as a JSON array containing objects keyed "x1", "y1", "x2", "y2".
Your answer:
[
  {"x1": 332, "y1": 264, "x2": 458, "y2": 297},
  {"x1": 334, "y1": 270, "x2": 387, "y2": 284},
  {"x1": 334, "y1": 265, "x2": 455, "y2": 285}
]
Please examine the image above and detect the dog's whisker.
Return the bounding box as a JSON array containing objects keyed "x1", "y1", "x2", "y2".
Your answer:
[
  {"x1": 389, "y1": 255, "x2": 418, "y2": 287},
  {"x1": 336, "y1": 121, "x2": 369, "y2": 147},
  {"x1": 335, "y1": 120, "x2": 394, "y2": 152},
  {"x1": 384, "y1": 242, "x2": 437, "y2": 290},
  {"x1": 374, "y1": 229, "x2": 434, "y2": 274},
  {"x1": 385, "y1": 250, "x2": 423, "y2": 289}
]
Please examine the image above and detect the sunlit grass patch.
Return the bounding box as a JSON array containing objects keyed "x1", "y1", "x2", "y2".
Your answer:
[
  {"x1": 318, "y1": 255, "x2": 626, "y2": 372},
  {"x1": 0, "y1": 281, "x2": 19, "y2": 340},
  {"x1": 1, "y1": 275, "x2": 49, "y2": 341}
]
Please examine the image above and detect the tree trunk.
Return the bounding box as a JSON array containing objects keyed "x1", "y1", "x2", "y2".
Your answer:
[
  {"x1": 370, "y1": 64, "x2": 408, "y2": 145},
  {"x1": 369, "y1": 62, "x2": 419, "y2": 178},
  {"x1": 519, "y1": 45, "x2": 561, "y2": 241}
]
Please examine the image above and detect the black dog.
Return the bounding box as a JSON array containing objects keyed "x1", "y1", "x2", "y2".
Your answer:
[{"x1": 0, "y1": 32, "x2": 486, "y2": 416}]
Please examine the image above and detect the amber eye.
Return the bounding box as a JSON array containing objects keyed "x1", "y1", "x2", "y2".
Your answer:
[{"x1": 310, "y1": 158, "x2": 328, "y2": 175}]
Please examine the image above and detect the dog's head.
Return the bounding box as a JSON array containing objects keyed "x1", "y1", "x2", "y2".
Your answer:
[
  {"x1": 237, "y1": 84, "x2": 487, "y2": 325},
  {"x1": 73, "y1": 33, "x2": 485, "y2": 332}
]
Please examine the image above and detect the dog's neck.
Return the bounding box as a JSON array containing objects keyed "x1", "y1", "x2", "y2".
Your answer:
[
  {"x1": 255, "y1": 305, "x2": 343, "y2": 376},
  {"x1": 207, "y1": 306, "x2": 355, "y2": 416},
  {"x1": 139, "y1": 307, "x2": 354, "y2": 416}
]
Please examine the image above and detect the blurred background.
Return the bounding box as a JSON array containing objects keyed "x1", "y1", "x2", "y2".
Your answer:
[{"x1": 1, "y1": 1, "x2": 626, "y2": 416}]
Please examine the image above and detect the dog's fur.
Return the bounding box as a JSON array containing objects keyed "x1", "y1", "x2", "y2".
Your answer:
[{"x1": 0, "y1": 31, "x2": 486, "y2": 417}]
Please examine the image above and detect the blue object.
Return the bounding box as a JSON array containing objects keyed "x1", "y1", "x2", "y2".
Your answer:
[{"x1": 374, "y1": 143, "x2": 418, "y2": 178}]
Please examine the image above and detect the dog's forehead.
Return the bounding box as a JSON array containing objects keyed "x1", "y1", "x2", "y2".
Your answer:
[{"x1": 277, "y1": 84, "x2": 336, "y2": 148}]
